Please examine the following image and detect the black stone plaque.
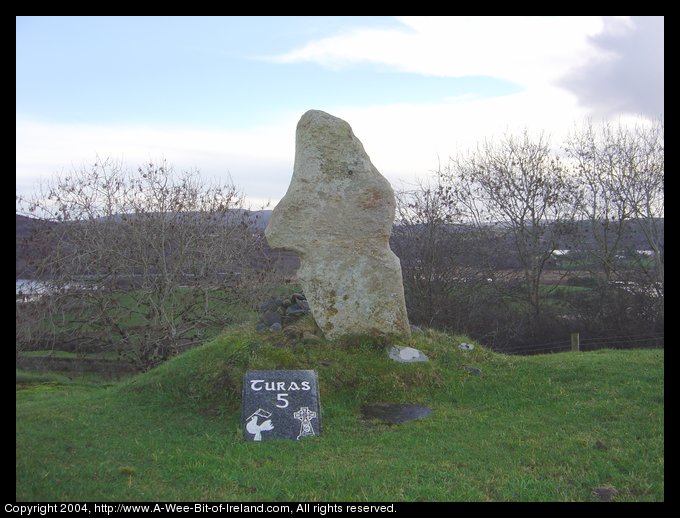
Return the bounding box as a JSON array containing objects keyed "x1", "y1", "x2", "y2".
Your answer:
[{"x1": 242, "y1": 370, "x2": 321, "y2": 442}]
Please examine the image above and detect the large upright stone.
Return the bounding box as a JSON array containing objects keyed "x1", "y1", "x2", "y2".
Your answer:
[{"x1": 265, "y1": 110, "x2": 410, "y2": 340}]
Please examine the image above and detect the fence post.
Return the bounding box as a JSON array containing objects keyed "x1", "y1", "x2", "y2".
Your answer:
[{"x1": 571, "y1": 332, "x2": 580, "y2": 352}]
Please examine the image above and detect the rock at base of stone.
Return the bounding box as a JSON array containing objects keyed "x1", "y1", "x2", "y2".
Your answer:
[
  {"x1": 261, "y1": 310, "x2": 282, "y2": 327},
  {"x1": 286, "y1": 303, "x2": 308, "y2": 316},
  {"x1": 388, "y1": 345, "x2": 428, "y2": 363},
  {"x1": 254, "y1": 292, "x2": 312, "y2": 335}
]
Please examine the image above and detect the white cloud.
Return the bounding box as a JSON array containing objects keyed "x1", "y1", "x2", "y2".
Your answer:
[
  {"x1": 328, "y1": 84, "x2": 591, "y2": 189},
  {"x1": 17, "y1": 83, "x2": 592, "y2": 208},
  {"x1": 16, "y1": 115, "x2": 298, "y2": 209},
  {"x1": 273, "y1": 16, "x2": 609, "y2": 87},
  {"x1": 558, "y1": 16, "x2": 664, "y2": 118},
  {"x1": 18, "y1": 16, "x2": 656, "y2": 210}
]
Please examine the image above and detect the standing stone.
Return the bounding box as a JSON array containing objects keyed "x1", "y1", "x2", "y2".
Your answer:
[{"x1": 265, "y1": 110, "x2": 410, "y2": 340}]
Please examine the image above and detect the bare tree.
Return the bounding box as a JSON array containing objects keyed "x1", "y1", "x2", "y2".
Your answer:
[
  {"x1": 565, "y1": 118, "x2": 664, "y2": 329},
  {"x1": 565, "y1": 122, "x2": 631, "y2": 281},
  {"x1": 616, "y1": 120, "x2": 664, "y2": 300},
  {"x1": 443, "y1": 131, "x2": 579, "y2": 323},
  {"x1": 393, "y1": 178, "x2": 466, "y2": 329},
  {"x1": 393, "y1": 181, "x2": 517, "y2": 340},
  {"x1": 392, "y1": 122, "x2": 662, "y2": 350},
  {"x1": 17, "y1": 158, "x2": 281, "y2": 369}
]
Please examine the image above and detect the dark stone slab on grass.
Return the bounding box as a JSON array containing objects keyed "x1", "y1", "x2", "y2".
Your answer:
[
  {"x1": 360, "y1": 403, "x2": 432, "y2": 425},
  {"x1": 592, "y1": 486, "x2": 619, "y2": 501},
  {"x1": 242, "y1": 370, "x2": 321, "y2": 441}
]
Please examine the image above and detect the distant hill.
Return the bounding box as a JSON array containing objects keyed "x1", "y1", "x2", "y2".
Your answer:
[
  {"x1": 17, "y1": 211, "x2": 661, "y2": 279},
  {"x1": 16, "y1": 214, "x2": 58, "y2": 279},
  {"x1": 91, "y1": 209, "x2": 273, "y2": 229},
  {"x1": 235, "y1": 209, "x2": 272, "y2": 229},
  {"x1": 16, "y1": 210, "x2": 286, "y2": 279},
  {"x1": 16, "y1": 214, "x2": 37, "y2": 238},
  {"x1": 555, "y1": 218, "x2": 664, "y2": 251}
]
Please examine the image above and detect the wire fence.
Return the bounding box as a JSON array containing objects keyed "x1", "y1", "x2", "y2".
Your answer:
[{"x1": 499, "y1": 332, "x2": 664, "y2": 356}]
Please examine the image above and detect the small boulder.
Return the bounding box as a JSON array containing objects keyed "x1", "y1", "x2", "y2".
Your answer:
[
  {"x1": 261, "y1": 310, "x2": 282, "y2": 327},
  {"x1": 286, "y1": 303, "x2": 308, "y2": 317},
  {"x1": 389, "y1": 346, "x2": 429, "y2": 363},
  {"x1": 291, "y1": 293, "x2": 306, "y2": 303},
  {"x1": 258, "y1": 298, "x2": 279, "y2": 314},
  {"x1": 269, "y1": 322, "x2": 282, "y2": 332}
]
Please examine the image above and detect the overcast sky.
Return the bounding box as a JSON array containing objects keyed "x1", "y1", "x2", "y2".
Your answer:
[{"x1": 16, "y1": 16, "x2": 664, "y2": 208}]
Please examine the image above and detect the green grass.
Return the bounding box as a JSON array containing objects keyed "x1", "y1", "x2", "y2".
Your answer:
[
  {"x1": 19, "y1": 287, "x2": 258, "y2": 344},
  {"x1": 16, "y1": 325, "x2": 663, "y2": 502},
  {"x1": 540, "y1": 284, "x2": 592, "y2": 297},
  {"x1": 16, "y1": 369, "x2": 133, "y2": 386},
  {"x1": 19, "y1": 350, "x2": 121, "y2": 360},
  {"x1": 16, "y1": 369, "x2": 75, "y2": 386}
]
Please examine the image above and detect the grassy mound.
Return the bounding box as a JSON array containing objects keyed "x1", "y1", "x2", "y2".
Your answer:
[
  {"x1": 117, "y1": 321, "x2": 479, "y2": 418},
  {"x1": 16, "y1": 325, "x2": 664, "y2": 501}
]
